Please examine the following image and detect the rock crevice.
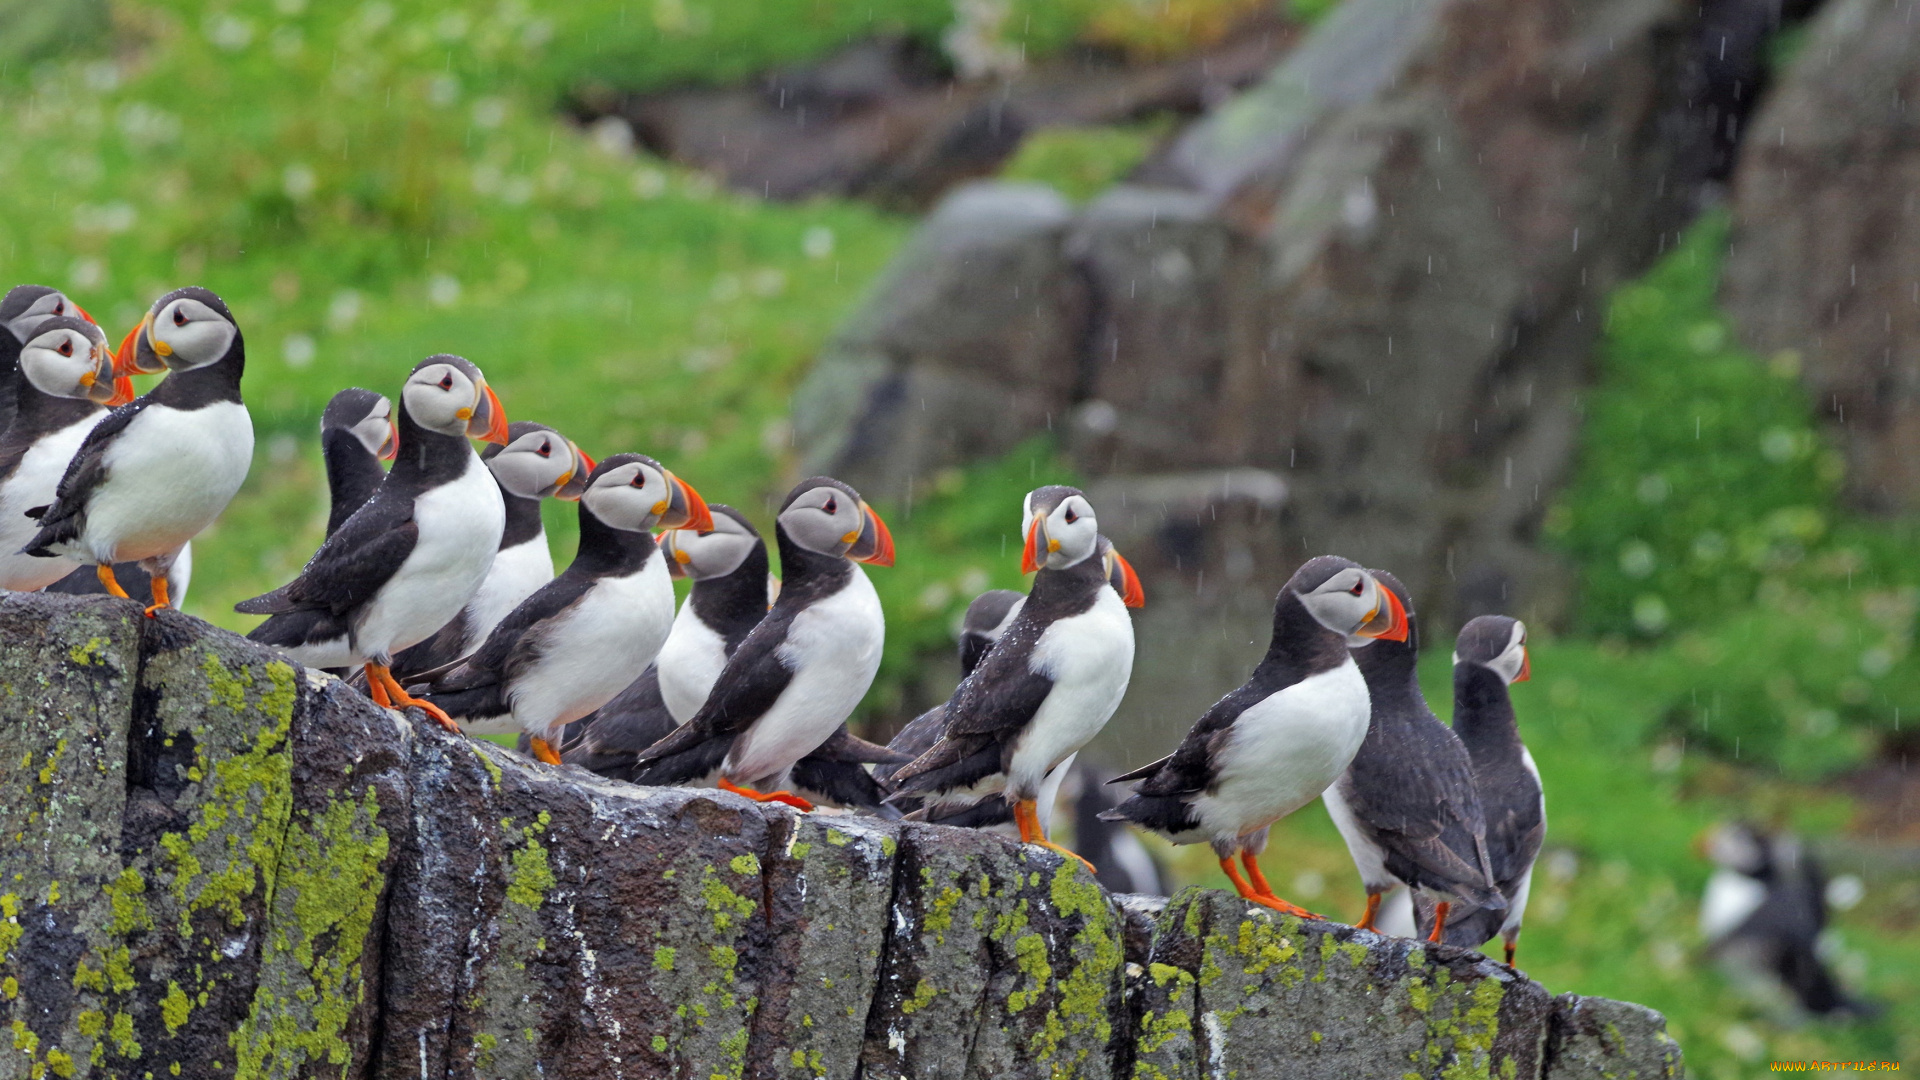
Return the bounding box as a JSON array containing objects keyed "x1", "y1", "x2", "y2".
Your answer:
[{"x1": 0, "y1": 595, "x2": 1679, "y2": 1079}]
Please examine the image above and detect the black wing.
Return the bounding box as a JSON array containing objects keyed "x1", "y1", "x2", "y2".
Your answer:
[
  {"x1": 789, "y1": 756, "x2": 898, "y2": 816},
  {"x1": 22, "y1": 397, "x2": 152, "y2": 555},
  {"x1": 561, "y1": 666, "x2": 679, "y2": 778},
  {"x1": 1118, "y1": 681, "x2": 1266, "y2": 797},
  {"x1": 883, "y1": 621, "x2": 1053, "y2": 798},
  {"x1": 629, "y1": 615, "x2": 796, "y2": 769},
  {"x1": 1345, "y1": 723, "x2": 1503, "y2": 907},
  {"x1": 235, "y1": 495, "x2": 418, "y2": 616}
]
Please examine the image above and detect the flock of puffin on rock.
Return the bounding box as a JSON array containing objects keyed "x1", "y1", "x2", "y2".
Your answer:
[{"x1": 0, "y1": 282, "x2": 1548, "y2": 963}]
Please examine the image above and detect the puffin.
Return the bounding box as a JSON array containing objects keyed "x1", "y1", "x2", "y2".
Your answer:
[
  {"x1": 1101, "y1": 555, "x2": 1408, "y2": 915},
  {"x1": 407, "y1": 453, "x2": 710, "y2": 764},
  {"x1": 1321, "y1": 570, "x2": 1506, "y2": 938},
  {"x1": 627, "y1": 476, "x2": 894, "y2": 810},
  {"x1": 0, "y1": 285, "x2": 91, "y2": 434},
  {"x1": 319, "y1": 388, "x2": 397, "y2": 537},
  {"x1": 872, "y1": 587, "x2": 1027, "y2": 797},
  {"x1": 885, "y1": 486, "x2": 1145, "y2": 870},
  {"x1": 235, "y1": 354, "x2": 509, "y2": 723},
  {"x1": 1411, "y1": 615, "x2": 1544, "y2": 964},
  {"x1": 1699, "y1": 822, "x2": 1871, "y2": 1017},
  {"x1": 391, "y1": 421, "x2": 593, "y2": 679},
  {"x1": 23, "y1": 287, "x2": 253, "y2": 615},
  {"x1": 566, "y1": 505, "x2": 905, "y2": 809}
]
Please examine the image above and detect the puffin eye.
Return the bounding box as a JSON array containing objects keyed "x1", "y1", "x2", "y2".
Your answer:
[
  {"x1": 52, "y1": 301, "x2": 64, "y2": 315},
  {"x1": 1064, "y1": 508, "x2": 1078, "y2": 524},
  {"x1": 823, "y1": 496, "x2": 837, "y2": 515},
  {"x1": 537, "y1": 441, "x2": 551, "y2": 457},
  {"x1": 438, "y1": 374, "x2": 453, "y2": 390},
  {"x1": 630, "y1": 472, "x2": 646, "y2": 488},
  {"x1": 172, "y1": 307, "x2": 187, "y2": 327},
  {"x1": 57, "y1": 338, "x2": 73, "y2": 357},
  {"x1": 1349, "y1": 581, "x2": 1365, "y2": 596}
]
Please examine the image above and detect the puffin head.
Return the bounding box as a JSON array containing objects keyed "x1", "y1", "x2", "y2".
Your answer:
[
  {"x1": 115, "y1": 286, "x2": 238, "y2": 376},
  {"x1": 1454, "y1": 615, "x2": 1529, "y2": 684},
  {"x1": 322, "y1": 388, "x2": 398, "y2": 461},
  {"x1": 1699, "y1": 822, "x2": 1771, "y2": 877},
  {"x1": 1287, "y1": 556, "x2": 1409, "y2": 645},
  {"x1": 1021, "y1": 485, "x2": 1102, "y2": 573},
  {"x1": 484, "y1": 421, "x2": 594, "y2": 501},
  {"x1": 400, "y1": 354, "x2": 509, "y2": 443},
  {"x1": 1095, "y1": 535, "x2": 1146, "y2": 608},
  {"x1": 661, "y1": 504, "x2": 762, "y2": 581},
  {"x1": 777, "y1": 476, "x2": 893, "y2": 565},
  {"x1": 18, "y1": 317, "x2": 133, "y2": 406},
  {"x1": 580, "y1": 453, "x2": 712, "y2": 533},
  {"x1": 3, "y1": 285, "x2": 92, "y2": 344}
]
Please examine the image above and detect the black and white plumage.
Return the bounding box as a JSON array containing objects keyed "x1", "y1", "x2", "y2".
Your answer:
[
  {"x1": 886, "y1": 486, "x2": 1144, "y2": 869},
  {"x1": 236, "y1": 354, "x2": 509, "y2": 723},
  {"x1": 411, "y1": 453, "x2": 710, "y2": 764},
  {"x1": 391, "y1": 421, "x2": 592, "y2": 680},
  {"x1": 1699, "y1": 822, "x2": 1872, "y2": 1018},
  {"x1": 872, "y1": 587, "x2": 1027, "y2": 805},
  {"x1": 627, "y1": 476, "x2": 894, "y2": 811},
  {"x1": 566, "y1": 505, "x2": 907, "y2": 809},
  {"x1": 319, "y1": 388, "x2": 397, "y2": 537},
  {"x1": 1322, "y1": 570, "x2": 1506, "y2": 938},
  {"x1": 0, "y1": 285, "x2": 91, "y2": 435},
  {"x1": 0, "y1": 317, "x2": 134, "y2": 591},
  {"x1": 1102, "y1": 555, "x2": 1409, "y2": 915},
  {"x1": 1412, "y1": 616, "x2": 1544, "y2": 965},
  {"x1": 23, "y1": 287, "x2": 252, "y2": 615}
]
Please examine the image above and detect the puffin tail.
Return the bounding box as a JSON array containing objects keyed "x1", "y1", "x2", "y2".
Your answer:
[
  {"x1": 1097, "y1": 793, "x2": 1196, "y2": 838},
  {"x1": 789, "y1": 756, "x2": 898, "y2": 816},
  {"x1": 235, "y1": 586, "x2": 299, "y2": 616},
  {"x1": 882, "y1": 740, "x2": 999, "y2": 801},
  {"x1": 813, "y1": 726, "x2": 912, "y2": 766}
]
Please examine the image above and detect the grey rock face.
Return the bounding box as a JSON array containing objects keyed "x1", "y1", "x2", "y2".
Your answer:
[
  {"x1": 793, "y1": 0, "x2": 1735, "y2": 742},
  {"x1": 0, "y1": 595, "x2": 1678, "y2": 1078},
  {"x1": 1721, "y1": 0, "x2": 1920, "y2": 512}
]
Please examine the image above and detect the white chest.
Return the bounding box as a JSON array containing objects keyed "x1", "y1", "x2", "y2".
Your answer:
[
  {"x1": 463, "y1": 534, "x2": 555, "y2": 653},
  {"x1": 508, "y1": 552, "x2": 676, "y2": 735},
  {"x1": 88, "y1": 401, "x2": 254, "y2": 561},
  {"x1": 1194, "y1": 660, "x2": 1372, "y2": 841},
  {"x1": 656, "y1": 600, "x2": 731, "y2": 724},
  {"x1": 1006, "y1": 588, "x2": 1135, "y2": 796},
  {"x1": 353, "y1": 457, "x2": 505, "y2": 659},
  {"x1": 0, "y1": 414, "x2": 104, "y2": 589},
  {"x1": 724, "y1": 567, "x2": 884, "y2": 783}
]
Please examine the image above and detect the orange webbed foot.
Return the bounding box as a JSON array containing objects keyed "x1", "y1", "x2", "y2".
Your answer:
[
  {"x1": 142, "y1": 574, "x2": 170, "y2": 618},
  {"x1": 717, "y1": 777, "x2": 815, "y2": 812},
  {"x1": 528, "y1": 736, "x2": 563, "y2": 766}
]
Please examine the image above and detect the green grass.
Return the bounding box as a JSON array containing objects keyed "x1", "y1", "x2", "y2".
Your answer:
[{"x1": 996, "y1": 119, "x2": 1171, "y2": 202}]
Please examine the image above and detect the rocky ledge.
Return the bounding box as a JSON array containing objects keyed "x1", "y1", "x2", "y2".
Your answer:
[{"x1": 0, "y1": 594, "x2": 1680, "y2": 1079}]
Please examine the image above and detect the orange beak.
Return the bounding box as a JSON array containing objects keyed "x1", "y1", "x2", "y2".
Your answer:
[
  {"x1": 849, "y1": 500, "x2": 894, "y2": 566},
  {"x1": 105, "y1": 376, "x2": 137, "y2": 407},
  {"x1": 1111, "y1": 549, "x2": 1145, "y2": 609},
  {"x1": 378, "y1": 420, "x2": 399, "y2": 461},
  {"x1": 672, "y1": 475, "x2": 714, "y2": 533},
  {"x1": 467, "y1": 383, "x2": 509, "y2": 445},
  {"x1": 1021, "y1": 518, "x2": 1042, "y2": 575},
  {"x1": 1515, "y1": 646, "x2": 1531, "y2": 683},
  {"x1": 1357, "y1": 582, "x2": 1410, "y2": 642},
  {"x1": 113, "y1": 321, "x2": 143, "y2": 377}
]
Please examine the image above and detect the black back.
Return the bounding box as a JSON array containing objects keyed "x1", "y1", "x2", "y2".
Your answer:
[{"x1": 321, "y1": 388, "x2": 389, "y2": 538}]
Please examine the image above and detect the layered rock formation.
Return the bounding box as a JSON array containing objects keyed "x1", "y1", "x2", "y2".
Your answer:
[
  {"x1": 0, "y1": 594, "x2": 1681, "y2": 1078},
  {"x1": 791, "y1": 0, "x2": 1766, "y2": 739},
  {"x1": 1721, "y1": 0, "x2": 1920, "y2": 512}
]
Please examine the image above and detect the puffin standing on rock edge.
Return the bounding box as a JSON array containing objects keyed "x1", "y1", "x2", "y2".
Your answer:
[
  {"x1": 1101, "y1": 555, "x2": 1407, "y2": 915},
  {"x1": 1412, "y1": 615, "x2": 1545, "y2": 964},
  {"x1": 885, "y1": 486, "x2": 1144, "y2": 871},
  {"x1": 409, "y1": 453, "x2": 709, "y2": 765},
  {"x1": 236, "y1": 354, "x2": 508, "y2": 724},
  {"x1": 628, "y1": 476, "x2": 894, "y2": 811},
  {"x1": 1323, "y1": 569, "x2": 1507, "y2": 940},
  {"x1": 24, "y1": 287, "x2": 253, "y2": 615},
  {"x1": 392, "y1": 421, "x2": 593, "y2": 681},
  {"x1": 0, "y1": 317, "x2": 135, "y2": 591}
]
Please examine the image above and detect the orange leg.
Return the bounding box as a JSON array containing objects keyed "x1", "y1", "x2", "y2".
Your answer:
[
  {"x1": 365, "y1": 671, "x2": 392, "y2": 708},
  {"x1": 1426, "y1": 901, "x2": 1451, "y2": 943},
  {"x1": 1239, "y1": 852, "x2": 1320, "y2": 919},
  {"x1": 143, "y1": 574, "x2": 170, "y2": 618},
  {"x1": 1013, "y1": 798, "x2": 1095, "y2": 874},
  {"x1": 366, "y1": 664, "x2": 461, "y2": 733},
  {"x1": 1355, "y1": 892, "x2": 1382, "y2": 932},
  {"x1": 95, "y1": 564, "x2": 130, "y2": 600},
  {"x1": 717, "y1": 777, "x2": 815, "y2": 813},
  {"x1": 1503, "y1": 940, "x2": 1517, "y2": 966},
  {"x1": 527, "y1": 736, "x2": 563, "y2": 767}
]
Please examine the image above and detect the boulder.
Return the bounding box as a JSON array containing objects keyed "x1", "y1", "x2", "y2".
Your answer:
[
  {"x1": 795, "y1": 0, "x2": 1731, "y2": 739},
  {"x1": 1720, "y1": 0, "x2": 1920, "y2": 512},
  {"x1": 0, "y1": 594, "x2": 1680, "y2": 1078}
]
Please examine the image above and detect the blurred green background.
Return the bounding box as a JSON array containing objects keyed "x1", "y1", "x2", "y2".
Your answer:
[{"x1": 3, "y1": 0, "x2": 1914, "y2": 1073}]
